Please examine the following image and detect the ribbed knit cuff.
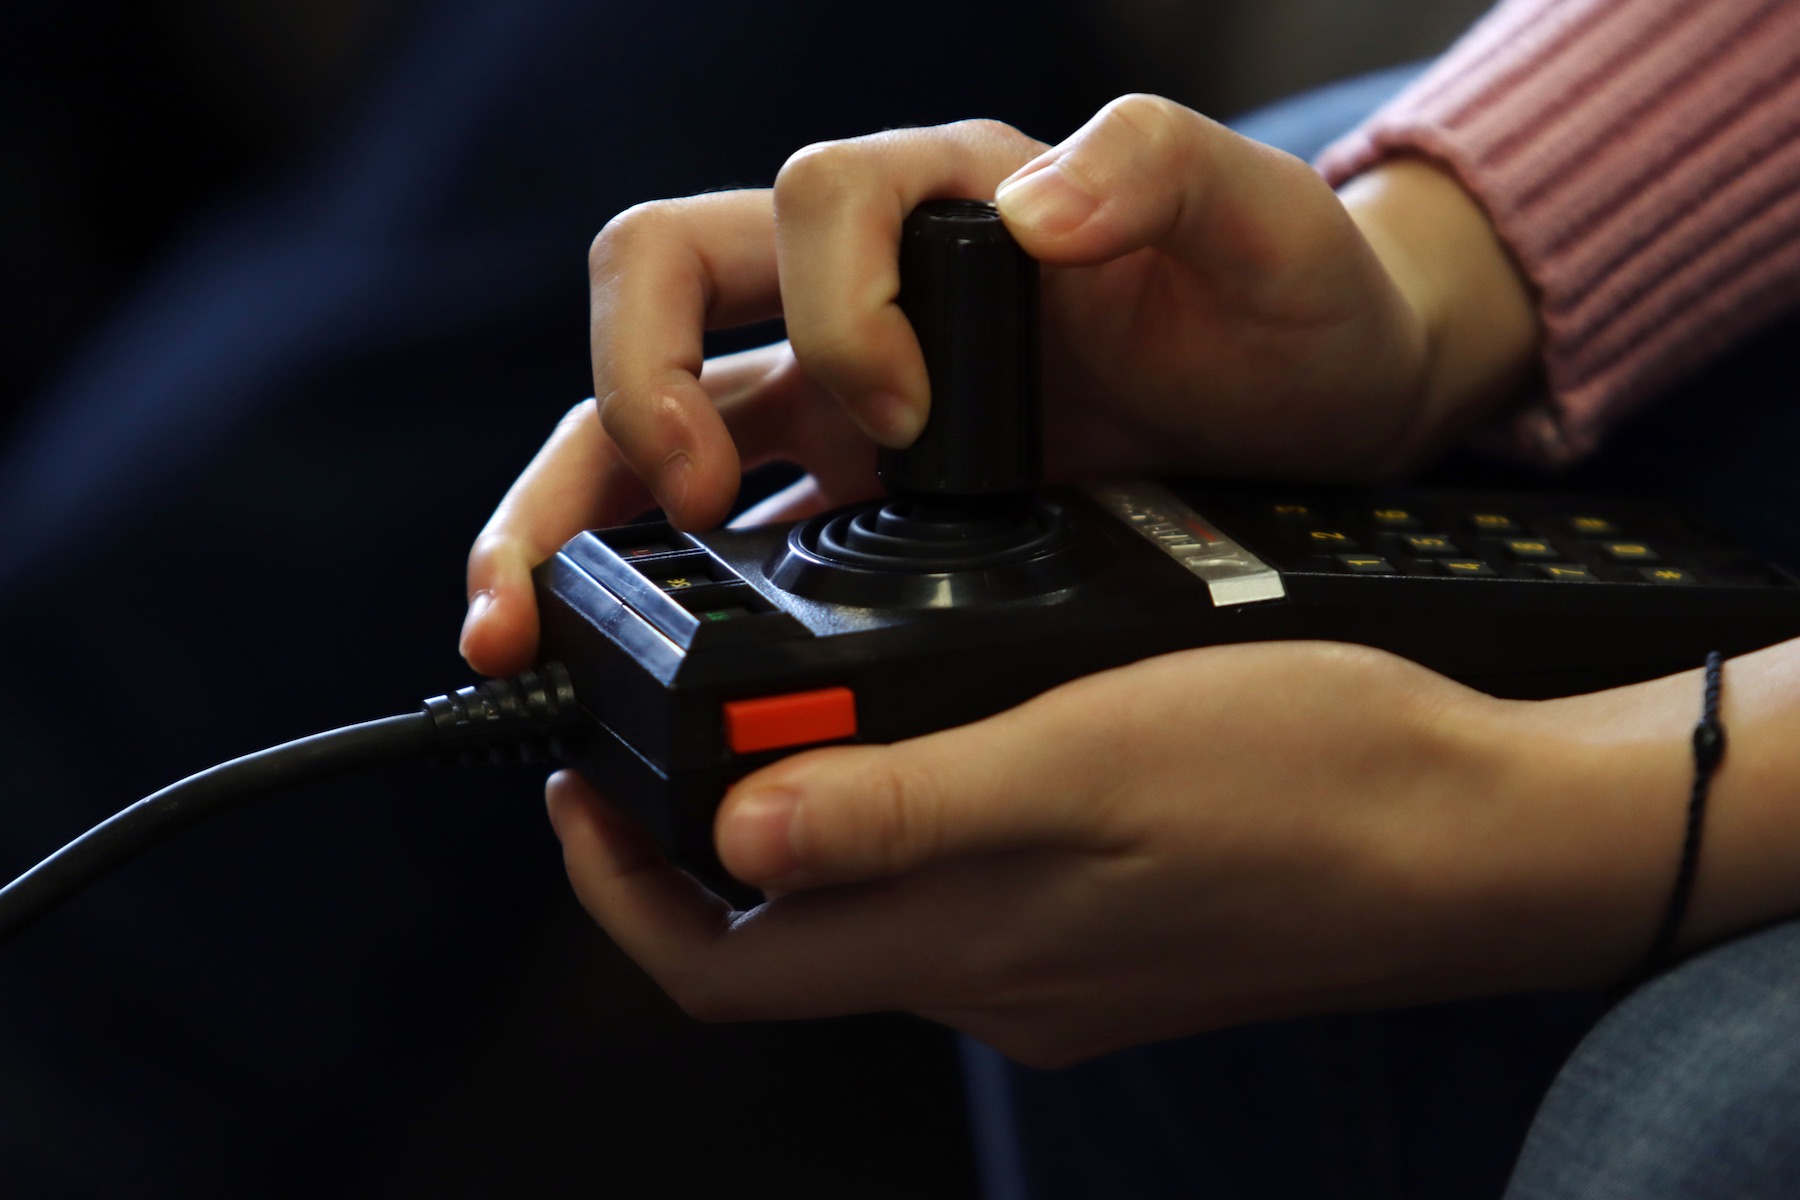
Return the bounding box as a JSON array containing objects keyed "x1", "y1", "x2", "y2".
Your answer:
[{"x1": 1318, "y1": 0, "x2": 1800, "y2": 464}]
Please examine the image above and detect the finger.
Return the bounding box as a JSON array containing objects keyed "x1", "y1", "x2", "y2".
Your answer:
[
  {"x1": 699, "y1": 343, "x2": 882, "y2": 508},
  {"x1": 641, "y1": 859, "x2": 1047, "y2": 1021},
  {"x1": 714, "y1": 687, "x2": 1121, "y2": 889},
  {"x1": 460, "y1": 341, "x2": 824, "y2": 676},
  {"x1": 547, "y1": 769, "x2": 916, "y2": 1020},
  {"x1": 545, "y1": 771, "x2": 741, "y2": 986},
  {"x1": 462, "y1": 399, "x2": 655, "y2": 675},
  {"x1": 589, "y1": 190, "x2": 785, "y2": 530},
  {"x1": 462, "y1": 344, "x2": 855, "y2": 677},
  {"x1": 993, "y1": 94, "x2": 1345, "y2": 305},
  {"x1": 547, "y1": 771, "x2": 958, "y2": 1022},
  {"x1": 772, "y1": 120, "x2": 1047, "y2": 446}
]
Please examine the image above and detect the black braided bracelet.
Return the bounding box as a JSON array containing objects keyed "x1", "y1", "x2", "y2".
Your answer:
[{"x1": 1638, "y1": 651, "x2": 1728, "y2": 979}]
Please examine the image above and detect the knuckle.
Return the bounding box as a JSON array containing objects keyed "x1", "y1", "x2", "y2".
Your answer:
[
  {"x1": 1100, "y1": 92, "x2": 1191, "y2": 153},
  {"x1": 789, "y1": 749, "x2": 941, "y2": 876},
  {"x1": 773, "y1": 139, "x2": 864, "y2": 211},
  {"x1": 594, "y1": 383, "x2": 629, "y2": 428},
  {"x1": 944, "y1": 116, "x2": 1027, "y2": 146},
  {"x1": 861, "y1": 755, "x2": 937, "y2": 872},
  {"x1": 554, "y1": 395, "x2": 600, "y2": 435},
  {"x1": 784, "y1": 315, "x2": 880, "y2": 381},
  {"x1": 465, "y1": 529, "x2": 512, "y2": 577},
  {"x1": 588, "y1": 200, "x2": 672, "y2": 278},
  {"x1": 594, "y1": 376, "x2": 686, "y2": 455}
]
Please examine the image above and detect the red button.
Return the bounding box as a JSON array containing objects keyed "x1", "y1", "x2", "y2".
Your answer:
[{"x1": 723, "y1": 687, "x2": 858, "y2": 755}]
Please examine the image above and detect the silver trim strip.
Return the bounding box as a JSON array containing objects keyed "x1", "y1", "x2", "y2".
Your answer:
[{"x1": 1086, "y1": 482, "x2": 1286, "y2": 607}]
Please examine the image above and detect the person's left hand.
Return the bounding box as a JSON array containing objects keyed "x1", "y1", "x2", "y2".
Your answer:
[{"x1": 546, "y1": 639, "x2": 1684, "y2": 1066}]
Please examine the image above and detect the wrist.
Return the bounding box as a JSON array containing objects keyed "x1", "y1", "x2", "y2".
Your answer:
[
  {"x1": 1439, "y1": 645, "x2": 1800, "y2": 993},
  {"x1": 1492, "y1": 681, "x2": 1694, "y2": 988},
  {"x1": 1666, "y1": 640, "x2": 1800, "y2": 953},
  {"x1": 1338, "y1": 158, "x2": 1541, "y2": 459},
  {"x1": 1406, "y1": 679, "x2": 1689, "y2": 995}
]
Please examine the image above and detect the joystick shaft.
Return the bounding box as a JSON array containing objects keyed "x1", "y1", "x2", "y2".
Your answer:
[
  {"x1": 770, "y1": 199, "x2": 1100, "y2": 607},
  {"x1": 878, "y1": 200, "x2": 1041, "y2": 501}
]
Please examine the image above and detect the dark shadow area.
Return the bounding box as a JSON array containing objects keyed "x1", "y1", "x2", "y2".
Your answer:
[{"x1": 0, "y1": 2, "x2": 1109, "y2": 1194}]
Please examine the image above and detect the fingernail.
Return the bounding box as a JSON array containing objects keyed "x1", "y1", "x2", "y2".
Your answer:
[
  {"x1": 722, "y1": 786, "x2": 800, "y2": 882},
  {"x1": 859, "y1": 391, "x2": 925, "y2": 447},
  {"x1": 657, "y1": 451, "x2": 692, "y2": 515},
  {"x1": 459, "y1": 590, "x2": 493, "y2": 661},
  {"x1": 995, "y1": 161, "x2": 1097, "y2": 236}
]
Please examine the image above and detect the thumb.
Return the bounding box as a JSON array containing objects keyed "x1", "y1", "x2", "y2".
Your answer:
[
  {"x1": 993, "y1": 93, "x2": 1340, "y2": 287},
  {"x1": 713, "y1": 700, "x2": 1105, "y2": 890}
]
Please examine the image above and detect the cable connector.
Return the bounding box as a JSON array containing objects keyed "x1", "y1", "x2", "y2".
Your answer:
[{"x1": 423, "y1": 662, "x2": 581, "y2": 766}]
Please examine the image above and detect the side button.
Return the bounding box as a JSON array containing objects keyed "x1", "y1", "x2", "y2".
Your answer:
[{"x1": 724, "y1": 687, "x2": 858, "y2": 755}]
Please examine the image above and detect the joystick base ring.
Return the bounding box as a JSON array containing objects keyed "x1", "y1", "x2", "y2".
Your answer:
[{"x1": 768, "y1": 495, "x2": 1109, "y2": 608}]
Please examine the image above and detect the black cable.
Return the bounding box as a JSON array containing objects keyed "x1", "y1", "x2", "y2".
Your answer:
[
  {"x1": 0, "y1": 714, "x2": 433, "y2": 945},
  {"x1": 0, "y1": 663, "x2": 578, "y2": 947}
]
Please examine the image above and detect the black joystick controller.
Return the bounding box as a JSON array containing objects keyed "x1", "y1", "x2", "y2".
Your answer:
[
  {"x1": 770, "y1": 200, "x2": 1104, "y2": 606},
  {"x1": 527, "y1": 199, "x2": 1800, "y2": 900}
]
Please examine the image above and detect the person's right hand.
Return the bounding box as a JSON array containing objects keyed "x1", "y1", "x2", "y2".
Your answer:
[{"x1": 462, "y1": 95, "x2": 1538, "y2": 676}]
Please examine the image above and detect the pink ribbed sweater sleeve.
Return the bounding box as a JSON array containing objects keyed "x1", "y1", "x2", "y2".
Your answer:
[{"x1": 1317, "y1": 0, "x2": 1800, "y2": 463}]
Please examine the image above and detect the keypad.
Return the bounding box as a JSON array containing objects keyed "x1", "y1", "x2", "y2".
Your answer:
[{"x1": 1234, "y1": 497, "x2": 1758, "y2": 587}]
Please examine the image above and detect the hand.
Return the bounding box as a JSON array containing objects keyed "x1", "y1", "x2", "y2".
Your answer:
[
  {"x1": 461, "y1": 96, "x2": 1539, "y2": 676},
  {"x1": 545, "y1": 641, "x2": 1697, "y2": 1067}
]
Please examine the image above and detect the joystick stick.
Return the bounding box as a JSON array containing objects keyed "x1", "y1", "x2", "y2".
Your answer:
[
  {"x1": 769, "y1": 200, "x2": 1106, "y2": 607},
  {"x1": 882, "y1": 198, "x2": 1041, "y2": 502}
]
